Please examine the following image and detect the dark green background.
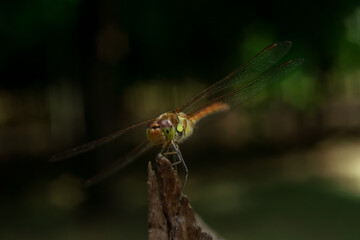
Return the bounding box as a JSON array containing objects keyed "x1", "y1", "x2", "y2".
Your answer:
[{"x1": 2, "y1": 0, "x2": 360, "y2": 239}]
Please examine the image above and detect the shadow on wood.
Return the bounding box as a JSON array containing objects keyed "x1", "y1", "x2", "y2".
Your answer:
[{"x1": 148, "y1": 154, "x2": 224, "y2": 240}]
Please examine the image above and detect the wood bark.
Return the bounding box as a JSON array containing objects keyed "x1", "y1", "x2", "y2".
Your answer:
[{"x1": 148, "y1": 154, "x2": 224, "y2": 240}]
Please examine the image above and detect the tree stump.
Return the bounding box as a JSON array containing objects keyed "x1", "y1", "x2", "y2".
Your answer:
[{"x1": 148, "y1": 154, "x2": 224, "y2": 240}]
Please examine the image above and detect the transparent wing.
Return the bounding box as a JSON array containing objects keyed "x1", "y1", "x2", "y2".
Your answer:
[
  {"x1": 84, "y1": 139, "x2": 153, "y2": 187},
  {"x1": 179, "y1": 41, "x2": 294, "y2": 113},
  {"x1": 189, "y1": 58, "x2": 304, "y2": 116},
  {"x1": 50, "y1": 118, "x2": 155, "y2": 162}
]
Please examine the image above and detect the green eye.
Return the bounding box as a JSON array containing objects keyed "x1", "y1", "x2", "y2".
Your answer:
[
  {"x1": 163, "y1": 127, "x2": 174, "y2": 140},
  {"x1": 164, "y1": 128, "x2": 171, "y2": 135}
]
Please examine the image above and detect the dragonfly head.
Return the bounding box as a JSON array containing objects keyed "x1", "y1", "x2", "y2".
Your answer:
[{"x1": 146, "y1": 119, "x2": 175, "y2": 147}]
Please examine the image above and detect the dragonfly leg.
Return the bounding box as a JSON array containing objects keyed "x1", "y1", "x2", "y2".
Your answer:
[
  {"x1": 171, "y1": 160, "x2": 182, "y2": 166},
  {"x1": 172, "y1": 152, "x2": 178, "y2": 172},
  {"x1": 162, "y1": 151, "x2": 181, "y2": 170},
  {"x1": 155, "y1": 147, "x2": 177, "y2": 170},
  {"x1": 171, "y1": 142, "x2": 188, "y2": 191},
  {"x1": 163, "y1": 151, "x2": 178, "y2": 156},
  {"x1": 156, "y1": 143, "x2": 188, "y2": 191}
]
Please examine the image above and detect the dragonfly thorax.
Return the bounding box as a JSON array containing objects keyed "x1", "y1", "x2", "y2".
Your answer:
[{"x1": 146, "y1": 111, "x2": 194, "y2": 147}]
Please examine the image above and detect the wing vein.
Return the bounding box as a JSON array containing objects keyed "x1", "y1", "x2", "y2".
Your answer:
[
  {"x1": 84, "y1": 139, "x2": 153, "y2": 187},
  {"x1": 50, "y1": 118, "x2": 154, "y2": 162}
]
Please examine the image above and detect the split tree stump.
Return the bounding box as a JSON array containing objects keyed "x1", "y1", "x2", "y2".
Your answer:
[{"x1": 148, "y1": 154, "x2": 224, "y2": 240}]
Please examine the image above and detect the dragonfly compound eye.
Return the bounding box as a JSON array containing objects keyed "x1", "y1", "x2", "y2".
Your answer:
[
  {"x1": 157, "y1": 119, "x2": 175, "y2": 141},
  {"x1": 158, "y1": 119, "x2": 173, "y2": 128},
  {"x1": 162, "y1": 126, "x2": 175, "y2": 141}
]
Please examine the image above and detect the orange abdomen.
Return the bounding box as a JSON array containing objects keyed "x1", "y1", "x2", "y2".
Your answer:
[{"x1": 189, "y1": 102, "x2": 230, "y2": 123}]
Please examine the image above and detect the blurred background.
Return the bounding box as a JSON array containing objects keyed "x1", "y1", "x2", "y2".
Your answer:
[{"x1": 2, "y1": 0, "x2": 360, "y2": 239}]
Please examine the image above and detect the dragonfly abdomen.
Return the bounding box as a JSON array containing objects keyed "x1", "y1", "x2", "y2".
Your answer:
[{"x1": 189, "y1": 102, "x2": 230, "y2": 124}]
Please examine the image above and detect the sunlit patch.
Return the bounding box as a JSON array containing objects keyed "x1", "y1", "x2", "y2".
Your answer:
[
  {"x1": 284, "y1": 139, "x2": 360, "y2": 196},
  {"x1": 48, "y1": 174, "x2": 85, "y2": 208},
  {"x1": 318, "y1": 140, "x2": 360, "y2": 195}
]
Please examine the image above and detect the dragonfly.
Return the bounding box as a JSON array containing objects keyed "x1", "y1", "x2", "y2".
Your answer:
[{"x1": 50, "y1": 41, "x2": 303, "y2": 188}]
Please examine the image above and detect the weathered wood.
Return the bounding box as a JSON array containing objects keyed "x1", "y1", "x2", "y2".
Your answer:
[{"x1": 148, "y1": 154, "x2": 224, "y2": 240}]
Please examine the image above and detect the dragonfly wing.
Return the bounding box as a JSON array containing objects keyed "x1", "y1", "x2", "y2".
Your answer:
[
  {"x1": 50, "y1": 118, "x2": 155, "y2": 162},
  {"x1": 84, "y1": 139, "x2": 153, "y2": 187},
  {"x1": 223, "y1": 58, "x2": 304, "y2": 106},
  {"x1": 190, "y1": 58, "x2": 304, "y2": 116},
  {"x1": 179, "y1": 41, "x2": 293, "y2": 113}
]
